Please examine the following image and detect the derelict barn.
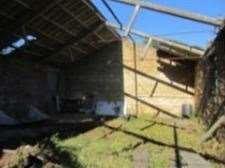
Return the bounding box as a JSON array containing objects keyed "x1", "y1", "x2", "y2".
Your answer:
[
  {"x1": 0, "y1": 0, "x2": 225, "y2": 167},
  {"x1": 0, "y1": 0, "x2": 202, "y2": 121}
]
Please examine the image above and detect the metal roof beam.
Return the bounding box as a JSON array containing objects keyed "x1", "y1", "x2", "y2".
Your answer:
[
  {"x1": 125, "y1": 4, "x2": 140, "y2": 36},
  {"x1": 82, "y1": 0, "x2": 121, "y2": 40},
  {"x1": 141, "y1": 37, "x2": 152, "y2": 60},
  {"x1": 101, "y1": 0, "x2": 123, "y2": 28},
  {"x1": 111, "y1": 0, "x2": 223, "y2": 27},
  {"x1": 106, "y1": 22, "x2": 205, "y2": 56}
]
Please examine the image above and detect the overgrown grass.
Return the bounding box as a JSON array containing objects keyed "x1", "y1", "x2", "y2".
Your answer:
[
  {"x1": 52, "y1": 115, "x2": 217, "y2": 168},
  {"x1": 5, "y1": 114, "x2": 225, "y2": 168}
]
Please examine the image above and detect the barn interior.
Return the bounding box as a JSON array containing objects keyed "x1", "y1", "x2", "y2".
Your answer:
[{"x1": 0, "y1": 0, "x2": 225, "y2": 167}]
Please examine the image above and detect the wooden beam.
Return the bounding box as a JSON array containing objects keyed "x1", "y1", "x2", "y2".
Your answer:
[
  {"x1": 39, "y1": 21, "x2": 104, "y2": 62},
  {"x1": 106, "y1": 22, "x2": 205, "y2": 56},
  {"x1": 29, "y1": 27, "x2": 89, "y2": 55},
  {"x1": 125, "y1": 4, "x2": 140, "y2": 36},
  {"x1": 40, "y1": 15, "x2": 99, "y2": 50},
  {"x1": 156, "y1": 45, "x2": 200, "y2": 60},
  {"x1": 63, "y1": 41, "x2": 113, "y2": 69},
  {"x1": 0, "y1": 21, "x2": 88, "y2": 57},
  {"x1": 58, "y1": 4, "x2": 106, "y2": 42},
  {"x1": 41, "y1": 16, "x2": 76, "y2": 37},
  {"x1": 81, "y1": 0, "x2": 106, "y2": 21},
  {"x1": 111, "y1": 0, "x2": 223, "y2": 27},
  {"x1": 33, "y1": 29, "x2": 89, "y2": 55},
  {"x1": 200, "y1": 115, "x2": 225, "y2": 143}
]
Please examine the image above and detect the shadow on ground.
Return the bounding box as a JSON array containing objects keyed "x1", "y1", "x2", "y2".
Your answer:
[
  {"x1": 40, "y1": 138, "x2": 85, "y2": 168},
  {"x1": 0, "y1": 116, "x2": 113, "y2": 150},
  {"x1": 102, "y1": 122, "x2": 225, "y2": 166},
  {"x1": 1, "y1": 116, "x2": 225, "y2": 167},
  {"x1": 0, "y1": 116, "x2": 113, "y2": 167}
]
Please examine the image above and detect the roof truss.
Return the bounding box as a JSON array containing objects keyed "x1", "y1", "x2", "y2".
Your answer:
[
  {"x1": 0, "y1": 0, "x2": 119, "y2": 66},
  {"x1": 101, "y1": 0, "x2": 224, "y2": 59},
  {"x1": 111, "y1": 0, "x2": 223, "y2": 27}
]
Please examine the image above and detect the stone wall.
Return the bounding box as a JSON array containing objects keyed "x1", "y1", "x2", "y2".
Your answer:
[{"x1": 195, "y1": 27, "x2": 225, "y2": 140}]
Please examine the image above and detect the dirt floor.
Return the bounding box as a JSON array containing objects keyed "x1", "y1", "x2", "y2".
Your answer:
[{"x1": 0, "y1": 114, "x2": 225, "y2": 168}]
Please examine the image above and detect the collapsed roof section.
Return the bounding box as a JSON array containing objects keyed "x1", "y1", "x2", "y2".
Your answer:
[
  {"x1": 107, "y1": 22, "x2": 205, "y2": 60},
  {"x1": 0, "y1": 0, "x2": 120, "y2": 67},
  {"x1": 111, "y1": 0, "x2": 223, "y2": 27},
  {"x1": 153, "y1": 40, "x2": 204, "y2": 60},
  {"x1": 102, "y1": 0, "x2": 224, "y2": 60},
  {"x1": 0, "y1": 0, "x2": 223, "y2": 65}
]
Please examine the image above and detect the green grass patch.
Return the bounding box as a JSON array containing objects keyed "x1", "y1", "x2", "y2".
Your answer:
[{"x1": 50, "y1": 115, "x2": 222, "y2": 168}]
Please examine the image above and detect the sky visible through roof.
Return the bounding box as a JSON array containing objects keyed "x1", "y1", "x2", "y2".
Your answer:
[
  {"x1": 93, "y1": 0, "x2": 225, "y2": 48},
  {"x1": 0, "y1": 35, "x2": 37, "y2": 55}
]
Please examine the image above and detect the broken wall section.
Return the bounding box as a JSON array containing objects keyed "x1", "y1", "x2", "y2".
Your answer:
[
  {"x1": 122, "y1": 39, "x2": 195, "y2": 117},
  {"x1": 195, "y1": 26, "x2": 225, "y2": 141}
]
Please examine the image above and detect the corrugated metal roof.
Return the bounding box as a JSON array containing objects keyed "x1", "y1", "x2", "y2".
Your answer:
[{"x1": 0, "y1": 0, "x2": 120, "y2": 67}]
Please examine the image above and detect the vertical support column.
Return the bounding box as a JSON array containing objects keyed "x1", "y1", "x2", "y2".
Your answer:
[
  {"x1": 141, "y1": 37, "x2": 152, "y2": 60},
  {"x1": 125, "y1": 4, "x2": 140, "y2": 36}
]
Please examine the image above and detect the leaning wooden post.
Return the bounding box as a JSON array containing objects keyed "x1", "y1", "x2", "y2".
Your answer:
[{"x1": 200, "y1": 115, "x2": 225, "y2": 143}]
